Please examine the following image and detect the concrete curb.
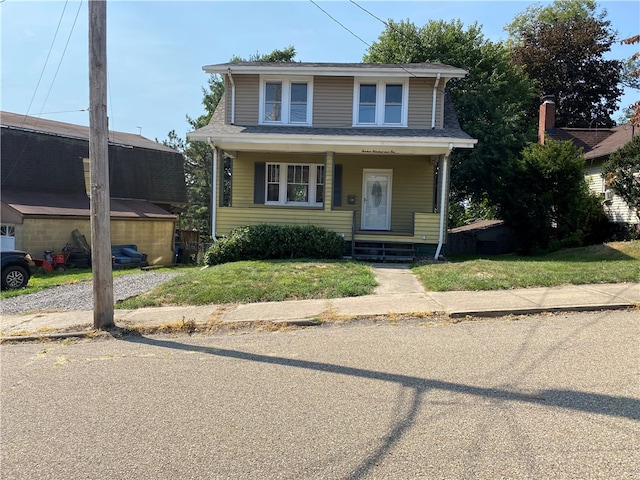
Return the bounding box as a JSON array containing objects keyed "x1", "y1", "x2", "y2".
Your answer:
[
  {"x1": 2, "y1": 303, "x2": 636, "y2": 343},
  {"x1": 448, "y1": 303, "x2": 636, "y2": 318}
]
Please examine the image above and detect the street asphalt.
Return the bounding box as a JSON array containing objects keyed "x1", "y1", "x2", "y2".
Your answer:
[
  {"x1": 0, "y1": 264, "x2": 638, "y2": 341},
  {"x1": 1, "y1": 309, "x2": 638, "y2": 479}
]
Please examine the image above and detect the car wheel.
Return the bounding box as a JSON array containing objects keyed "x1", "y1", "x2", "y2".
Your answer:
[{"x1": 2, "y1": 265, "x2": 29, "y2": 290}]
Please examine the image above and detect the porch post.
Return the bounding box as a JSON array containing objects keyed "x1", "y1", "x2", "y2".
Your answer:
[{"x1": 324, "y1": 152, "x2": 334, "y2": 212}]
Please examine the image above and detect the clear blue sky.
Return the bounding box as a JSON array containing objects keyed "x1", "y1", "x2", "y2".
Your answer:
[{"x1": 2, "y1": 1, "x2": 639, "y2": 143}]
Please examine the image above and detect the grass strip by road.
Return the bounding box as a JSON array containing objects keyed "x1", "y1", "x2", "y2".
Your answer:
[
  {"x1": 413, "y1": 240, "x2": 640, "y2": 291},
  {"x1": 116, "y1": 260, "x2": 376, "y2": 308}
]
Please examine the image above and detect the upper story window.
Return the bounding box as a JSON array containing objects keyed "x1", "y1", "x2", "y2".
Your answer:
[
  {"x1": 259, "y1": 76, "x2": 313, "y2": 125},
  {"x1": 353, "y1": 78, "x2": 409, "y2": 127}
]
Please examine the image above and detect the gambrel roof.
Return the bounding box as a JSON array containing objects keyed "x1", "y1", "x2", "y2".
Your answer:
[{"x1": 1, "y1": 111, "x2": 188, "y2": 206}]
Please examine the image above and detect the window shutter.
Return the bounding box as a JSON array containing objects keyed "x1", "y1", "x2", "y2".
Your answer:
[
  {"x1": 254, "y1": 162, "x2": 265, "y2": 204},
  {"x1": 333, "y1": 164, "x2": 342, "y2": 207}
]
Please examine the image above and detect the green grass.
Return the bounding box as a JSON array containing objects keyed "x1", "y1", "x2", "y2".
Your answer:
[
  {"x1": 115, "y1": 260, "x2": 377, "y2": 309},
  {"x1": 4, "y1": 241, "x2": 638, "y2": 305},
  {"x1": 412, "y1": 240, "x2": 640, "y2": 291}
]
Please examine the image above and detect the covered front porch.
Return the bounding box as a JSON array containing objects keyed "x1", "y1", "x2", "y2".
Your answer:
[
  {"x1": 200, "y1": 130, "x2": 476, "y2": 260},
  {"x1": 215, "y1": 207, "x2": 442, "y2": 259}
]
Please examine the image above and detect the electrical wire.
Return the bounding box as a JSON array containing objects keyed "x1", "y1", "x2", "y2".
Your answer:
[
  {"x1": 308, "y1": 0, "x2": 449, "y2": 91},
  {"x1": 2, "y1": 1, "x2": 84, "y2": 186},
  {"x1": 309, "y1": 0, "x2": 372, "y2": 49},
  {"x1": 37, "y1": 0, "x2": 84, "y2": 118},
  {"x1": 21, "y1": 0, "x2": 69, "y2": 126}
]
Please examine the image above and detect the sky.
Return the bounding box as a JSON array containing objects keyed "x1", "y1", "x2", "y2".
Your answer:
[{"x1": 1, "y1": 0, "x2": 639, "y2": 144}]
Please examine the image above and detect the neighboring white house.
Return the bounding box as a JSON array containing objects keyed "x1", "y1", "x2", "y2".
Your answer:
[{"x1": 538, "y1": 99, "x2": 639, "y2": 225}]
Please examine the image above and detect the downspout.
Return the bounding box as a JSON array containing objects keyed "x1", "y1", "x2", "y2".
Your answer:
[
  {"x1": 227, "y1": 68, "x2": 236, "y2": 125},
  {"x1": 431, "y1": 73, "x2": 441, "y2": 129},
  {"x1": 434, "y1": 143, "x2": 453, "y2": 260},
  {"x1": 210, "y1": 142, "x2": 218, "y2": 241}
]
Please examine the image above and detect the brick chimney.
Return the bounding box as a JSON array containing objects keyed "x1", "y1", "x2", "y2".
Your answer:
[{"x1": 538, "y1": 96, "x2": 555, "y2": 144}]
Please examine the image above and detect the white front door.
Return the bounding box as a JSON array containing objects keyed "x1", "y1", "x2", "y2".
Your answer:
[{"x1": 362, "y1": 169, "x2": 392, "y2": 230}]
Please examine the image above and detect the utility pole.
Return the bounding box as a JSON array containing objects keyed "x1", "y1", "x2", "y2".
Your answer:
[{"x1": 89, "y1": 0, "x2": 114, "y2": 329}]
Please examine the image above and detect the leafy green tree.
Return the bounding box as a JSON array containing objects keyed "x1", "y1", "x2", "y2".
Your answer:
[
  {"x1": 507, "y1": 0, "x2": 622, "y2": 128},
  {"x1": 364, "y1": 19, "x2": 537, "y2": 212},
  {"x1": 164, "y1": 47, "x2": 297, "y2": 238},
  {"x1": 620, "y1": 34, "x2": 640, "y2": 127},
  {"x1": 499, "y1": 139, "x2": 609, "y2": 252},
  {"x1": 602, "y1": 134, "x2": 640, "y2": 221}
]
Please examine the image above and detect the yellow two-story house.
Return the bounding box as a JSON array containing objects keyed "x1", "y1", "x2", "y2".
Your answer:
[{"x1": 189, "y1": 62, "x2": 477, "y2": 260}]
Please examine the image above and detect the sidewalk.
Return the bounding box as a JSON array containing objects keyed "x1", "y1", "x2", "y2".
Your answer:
[{"x1": 1, "y1": 265, "x2": 638, "y2": 339}]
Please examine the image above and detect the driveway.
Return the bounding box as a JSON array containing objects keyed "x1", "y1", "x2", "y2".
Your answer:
[{"x1": 1, "y1": 310, "x2": 638, "y2": 479}]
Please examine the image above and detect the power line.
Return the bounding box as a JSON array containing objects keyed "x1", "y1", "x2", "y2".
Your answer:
[
  {"x1": 3, "y1": 1, "x2": 84, "y2": 186},
  {"x1": 349, "y1": 0, "x2": 389, "y2": 29},
  {"x1": 22, "y1": 0, "x2": 69, "y2": 125},
  {"x1": 309, "y1": 0, "x2": 372, "y2": 49},
  {"x1": 308, "y1": 0, "x2": 445, "y2": 88},
  {"x1": 349, "y1": 0, "x2": 432, "y2": 65},
  {"x1": 37, "y1": 0, "x2": 84, "y2": 117}
]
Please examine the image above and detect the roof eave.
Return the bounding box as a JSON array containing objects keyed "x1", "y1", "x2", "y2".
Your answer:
[{"x1": 203, "y1": 64, "x2": 467, "y2": 79}]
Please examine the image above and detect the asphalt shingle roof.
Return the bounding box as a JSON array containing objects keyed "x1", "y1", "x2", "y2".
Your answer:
[{"x1": 549, "y1": 124, "x2": 638, "y2": 160}]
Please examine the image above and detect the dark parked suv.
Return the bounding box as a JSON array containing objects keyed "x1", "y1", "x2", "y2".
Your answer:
[{"x1": 1, "y1": 250, "x2": 36, "y2": 290}]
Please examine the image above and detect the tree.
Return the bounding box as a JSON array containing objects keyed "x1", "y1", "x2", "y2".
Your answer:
[
  {"x1": 364, "y1": 19, "x2": 537, "y2": 215},
  {"x1": 621, "y1": 34, "x2": 640, "y2": 127},
  {"x1": 602, "y1": 134, "x2": 640, "y2": 221},
  {"x1": 163, "y1": 47, "x2": 297, "y2": 238},
  {"x1": 499, "y1": 139, "x2": 609, "y2": 252},
  {"x1": 507, "y1": 0, "x2": 622, "y2": 128}
]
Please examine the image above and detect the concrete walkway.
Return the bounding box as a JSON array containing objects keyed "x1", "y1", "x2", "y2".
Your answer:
[{"x1": 1, "y1": 264, "x2": 638, "y2": 339}]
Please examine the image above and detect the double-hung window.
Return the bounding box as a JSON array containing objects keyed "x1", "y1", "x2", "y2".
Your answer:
[
  {"x1": 265, "y1": 163, "x2": 324, "y2": 206},
  {"x1": 353, "y1": 78, "x2": 408, "y2": 126},
  {"x1": 260, "y1": 77, "x2": 313, "y2": 125}
]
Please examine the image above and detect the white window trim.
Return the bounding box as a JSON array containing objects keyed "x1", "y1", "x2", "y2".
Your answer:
[
  {"x1": 352, "y1": 77, "x2": 409, "y2": 127},
  {"x1": 265, "y1": 162, "x2": 324, "y2": 207},
  {"x1": 0, "y1": 224, "x2": 15, "y2": 237},
  {"x1": 259, "y1": 76, "x2": 313, "y2": 126}
]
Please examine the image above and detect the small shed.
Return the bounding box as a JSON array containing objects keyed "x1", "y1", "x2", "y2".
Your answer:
[{"x1": 447, "y1": 220, "x2": 514, "y2": 255}]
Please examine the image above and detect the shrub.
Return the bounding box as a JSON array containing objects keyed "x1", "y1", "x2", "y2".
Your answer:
[
  {"x1": 498, "y1": 139, "x2": 610, "y2": 253},
  {"x1": 204, "y1": 224, "x2": 345, "y2": 265}
]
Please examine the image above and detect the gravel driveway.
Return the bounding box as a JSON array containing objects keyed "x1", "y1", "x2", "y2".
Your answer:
[{"x1": 0, "y1": 271, "x2": 180, "y2": 314}]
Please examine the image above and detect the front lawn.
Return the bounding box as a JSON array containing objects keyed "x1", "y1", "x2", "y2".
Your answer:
[
  {"x1": 413, "y1": 240, "x2": 640, "y2": 291},
  {"x1": 115, "y1": 260, "x2": 377, "y2": 308}
]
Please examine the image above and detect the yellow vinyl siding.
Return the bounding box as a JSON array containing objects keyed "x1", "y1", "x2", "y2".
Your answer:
[
  {"x1": 217, "y1": 208, "x2": 353, "y2": 238},
  {"x1": 313, "y1": 76, "x2": 353, "y2": 127},
  {"x1": 413, "y1": 212, "x2": 441, "y2": 243},
  {"x1": 407, "y1": 77, "x2": 435, "y2": 129},
  {"x1": 334, "y1": 154, "x2": 434, "y2": 232},
  {"x1": 233, "y1": 74, "x2": 259, "y2": 125},
  {"x1": 351, "y1": 213, "x2": 440, "y2": 243}
]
